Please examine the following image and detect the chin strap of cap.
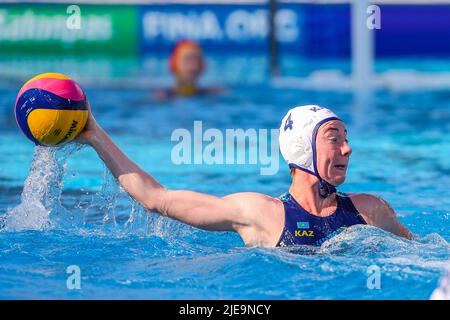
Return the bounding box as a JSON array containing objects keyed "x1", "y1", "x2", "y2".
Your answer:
[
  {"x1": 288, "y1": 164, "x2": 337, "y2": 199},
  {"x1": 318, "y1": 179, "x2": 336, "y2": 199}
]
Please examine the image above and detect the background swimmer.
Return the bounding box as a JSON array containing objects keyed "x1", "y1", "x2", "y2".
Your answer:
[
  {"x1": 154, "y1": 40, "x2": 226, "y2": 100},
  {"x1": 77, "y1": 104, "x2": 412, "y2": 248}
]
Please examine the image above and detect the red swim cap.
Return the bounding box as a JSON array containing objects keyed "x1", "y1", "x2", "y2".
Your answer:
[{"x1": 169, "y1": 40, "x2": 202, "y2": 74}]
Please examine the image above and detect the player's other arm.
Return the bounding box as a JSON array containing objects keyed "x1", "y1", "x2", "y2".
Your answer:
[{"x1": 351, "y1": 193, "x2": 413, "y2": 239}]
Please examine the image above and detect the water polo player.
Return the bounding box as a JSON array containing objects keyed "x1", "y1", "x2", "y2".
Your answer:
[
  {"x1": 154, "y1": 40, "x2": 225, "y2": 100},
  {"x1": 78, "y1": 104, "x2": 412, "y2": 247}
]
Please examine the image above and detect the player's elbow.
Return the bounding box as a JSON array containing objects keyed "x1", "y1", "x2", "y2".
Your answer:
[
  {"x1": 118, "y1": 172, "x2": 166, "y2": 212},
  {"x1": 141, "y1": 187, "x2": 168, "y2": 214}
]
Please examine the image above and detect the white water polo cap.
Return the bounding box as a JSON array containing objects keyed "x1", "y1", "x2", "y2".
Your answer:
[{"x1": 279, "y1": 105, "x2": 342, "y2": 198}]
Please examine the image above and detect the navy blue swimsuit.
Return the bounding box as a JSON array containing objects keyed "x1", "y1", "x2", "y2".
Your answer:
[{"x1": 276, "y1": 192, "x2": 366, "y2": 247}]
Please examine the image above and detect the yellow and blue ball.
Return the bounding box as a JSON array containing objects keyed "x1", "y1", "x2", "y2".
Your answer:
[{"x1": 14, "y1": 72, "x2": 89, "y2": 146}]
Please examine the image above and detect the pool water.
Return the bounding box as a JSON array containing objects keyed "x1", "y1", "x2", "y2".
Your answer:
[{"x1": 0, "y1": 62, "x2": 450, "y2": 299}]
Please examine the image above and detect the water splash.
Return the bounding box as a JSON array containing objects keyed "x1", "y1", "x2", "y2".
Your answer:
[
  {"x1": 0, "y1": 140, "x2": 182, "y2": 241},
  {"x1": 281, "y1": 225, "x2": 450, "y2": 260},
  {"x1": 81, "y1": 165, "x2": 191, "y2": 239},
  {"x1": 430, "y1": 264, "x2": 450, "y2": 299},
  {"x1": 79, "y1": 165, "x2": 157, "y2": 237},
  {"x1": 1, "y1": 144, "x2": 81, "y2": 231},
  {"x1": 318, "y1": 225, "x2": 450, "y2": 256},
  {"x1": 82, "y1": 164, "x2": 121, "y2": 230}
]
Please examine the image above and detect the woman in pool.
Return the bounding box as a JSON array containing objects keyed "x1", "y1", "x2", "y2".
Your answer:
[
  {"x1": 77, "y1": 105, "x2": 412, "y2": 247},
  {"x1": 154, "y1": 40, "x2": 225, "y2": 100}
]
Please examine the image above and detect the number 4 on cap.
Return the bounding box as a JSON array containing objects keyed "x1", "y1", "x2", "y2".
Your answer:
[{"x1": 284, "y1": 113, "x2": 293, "y2": 131}]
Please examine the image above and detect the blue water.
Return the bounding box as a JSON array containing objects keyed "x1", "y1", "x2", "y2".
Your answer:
[{"x1": 1, "y1": 60, "x2": 450, "y2": 299}]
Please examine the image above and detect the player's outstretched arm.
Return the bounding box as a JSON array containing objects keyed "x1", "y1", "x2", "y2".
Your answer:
[{"x1": 77, "y1": 112, "x2": 277, "y2": 242}]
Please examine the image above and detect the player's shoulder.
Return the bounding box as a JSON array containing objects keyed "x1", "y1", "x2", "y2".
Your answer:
[
  {"x1": 222, "y1": 192, "x2": 283, "y2": 223},
  {"x1": 348, "y1": 192, "x2": 386, "y2": 205},
  {"x1": 223, "y1": 192, "x2": 281, "y2": 208},
  {"x1": 347, "y1": 193, "x2": 394, "y2": 223},
  {"x1": 223, "y1": 192, "x2": 284, "y2": 246}
]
